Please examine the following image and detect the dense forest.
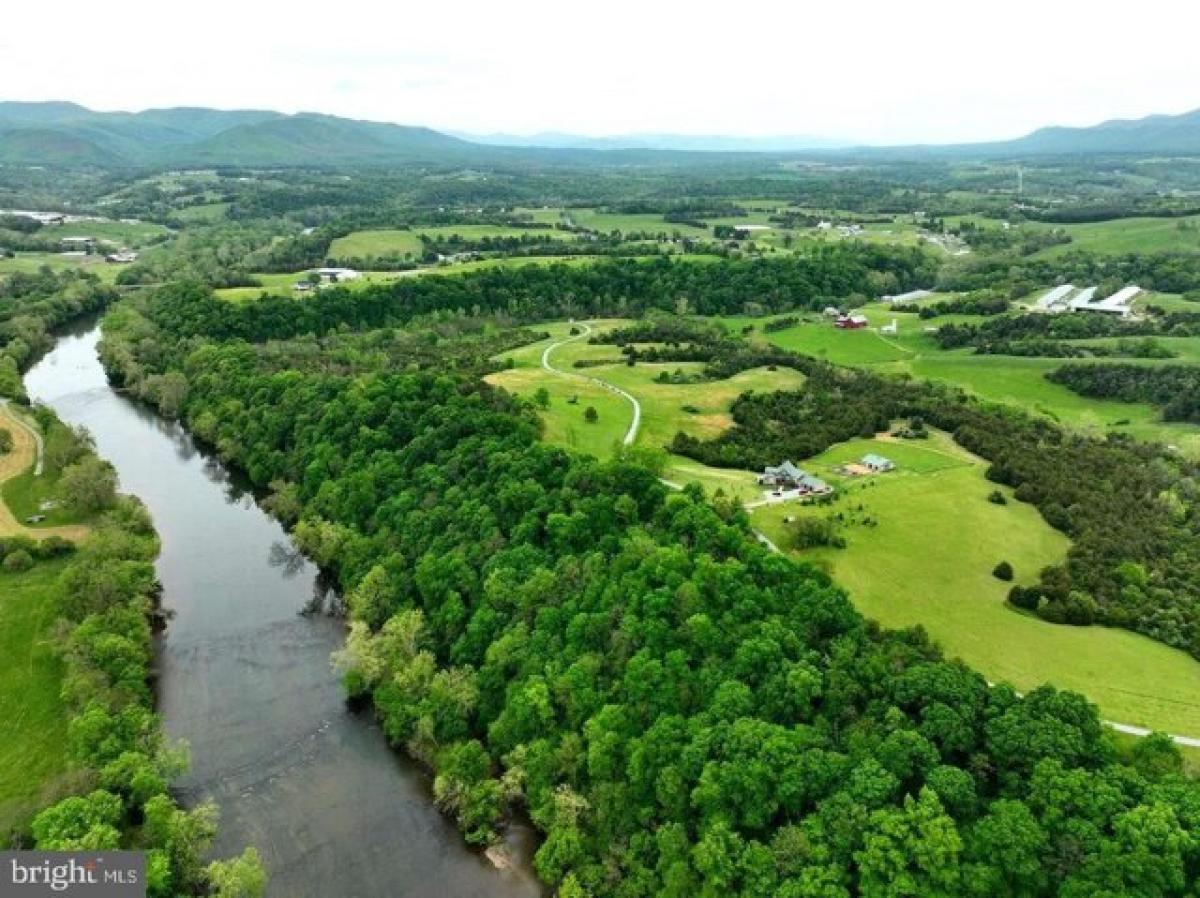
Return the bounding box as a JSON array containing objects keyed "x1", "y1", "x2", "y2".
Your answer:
[
  {"x1": 1048, "y1": 364, "x2": 1200, "y2": 425},
  {"x1": 90, "y1": 277, "x2": 1200, "y2": 897}
]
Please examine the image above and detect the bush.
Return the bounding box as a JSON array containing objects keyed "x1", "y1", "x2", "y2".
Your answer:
[
  {"x1": 993, "y1": 560, "x2": 1014, "y2": 581},
  {"x1": 987, "y1": 489, "x2": 1007, "y2": 505},
  {"x1": 584, "y1": 406, "x2": 599, "y2": 423},
  {"x1": 2, "y1": 549, "x2": 35, "y2": 573},
  {"x1": 0, "y1": 427, "x2": 12, "y2": 454}
]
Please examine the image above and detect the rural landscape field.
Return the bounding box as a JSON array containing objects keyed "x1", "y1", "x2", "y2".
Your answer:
[{"x1": 4, "y1": 3, "x2": 1200, "y2": 896}]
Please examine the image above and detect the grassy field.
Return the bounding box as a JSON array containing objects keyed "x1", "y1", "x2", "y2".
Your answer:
[
  {"x1": 0, "y1": 557, "x2": 72, "y2": 835},
  {"x1": 329, "y1": 225, "x2": 570, "y2": 260},
  {"x1": 739, "y1": 306, "x2": 1200, "y2": 457},
  {"x1": 1035, "y1": 215, "x2": 1200, "y2": 258},
  {"x1": 486, "y1": 320, "x2": 795, "y2": 501},
  {"x1": 53, "y1": 219, "x2": 170, "y2": 246},
  {"x1": 0, "y1": 253, "x2": 128, "y2": 284},
  {"x1": 0, "y1": 405, "x2": 92, "y2": 542},
  {"x1": 749, "y1": 432, "x2": 1200, "y2": 736}
]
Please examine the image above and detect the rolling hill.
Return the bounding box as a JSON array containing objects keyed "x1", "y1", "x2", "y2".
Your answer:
[
  {"x1": 0, "y1": 102, "x2": 475, "y2": 166},
  {"x1": 3, "y1": 100, "x2": 1200, "y2": 167}
]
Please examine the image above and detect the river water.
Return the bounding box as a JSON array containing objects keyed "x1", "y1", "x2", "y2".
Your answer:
[{"x1": 24, "y1": 320, "x2": 541, "y2": 898}]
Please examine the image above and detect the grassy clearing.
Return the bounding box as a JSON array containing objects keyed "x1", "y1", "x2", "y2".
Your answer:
[
  {"x1": 1035, "y1": 215, "x2": 1200, "y2": 258},
  {"x1": 0, "y1": 557, "x2": 72, "y2": 835},
  {"x1": 173, "y1": 202, "x2": 230, "y2": 222},
  {"x1": 54, "y1": 220, "x2": 170, "y2": 246},
  {"x1": 329, "y1": 225, "x2": 570, "y2": 260},
  {"x1": 749, "y1": 435, "x2": 1200, "y2": 736},
  {"x1": 0, "y1": 253, "x2": 127, "y2": 284},
  {"x1": 565, "y1": 210, "x2": 709, "y2": 236},
  {"x1": 486, "y1": 321, "x2": 792, "y2": 502},
  {"x1": 0, "y1": 406, "x2": 91, "y2": 542}
]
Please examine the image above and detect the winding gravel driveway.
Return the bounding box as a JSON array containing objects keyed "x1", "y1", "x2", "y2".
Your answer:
[{"x1": 540, "y1": 322, "x2": 641, "y2": 446}]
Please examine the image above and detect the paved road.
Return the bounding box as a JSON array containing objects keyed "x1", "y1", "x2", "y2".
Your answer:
[{"x1": 540, "y1": 322, "x2": 641, "y2": 446}]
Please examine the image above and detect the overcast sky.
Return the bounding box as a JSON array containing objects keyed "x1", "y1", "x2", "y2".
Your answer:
[{"x1": 4, "y1": 0, "x2": 1198, "y2": 144}]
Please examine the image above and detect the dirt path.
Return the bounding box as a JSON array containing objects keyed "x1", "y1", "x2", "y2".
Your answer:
[
  {"x1": 541, "y1": 322, "x2": 642, "y2": 446},
  {"x1": 0, "y1": 404, "x2": 88, "y2": 541}
]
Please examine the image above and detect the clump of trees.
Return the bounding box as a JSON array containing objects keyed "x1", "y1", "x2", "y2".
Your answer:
[{"x1": 1048, "y1": 363, "x2": 1200, "y2": 424}]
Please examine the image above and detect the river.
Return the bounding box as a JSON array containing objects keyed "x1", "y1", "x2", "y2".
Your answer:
[{"x1": 24, "y1": 319, "x2": 542, "y2": 898}]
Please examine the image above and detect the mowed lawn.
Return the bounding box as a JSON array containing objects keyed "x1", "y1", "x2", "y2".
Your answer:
[
  {"x1": 750, "y1": 435, "x2": 1200, "y2": 736},
  {"x1": 0, "y1": 558, "x2": 72, "y2": 835}
]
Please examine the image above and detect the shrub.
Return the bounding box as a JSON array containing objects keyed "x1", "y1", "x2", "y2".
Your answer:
[
  {"x1": 987, "y1": 489, "x2": 1008, "y2": 505},
  {"x1": 584, "y1": 406, "x2": 599, "y2": 423},
  {"x1": 993, "y1": 560, "x2": 1014, "y2": 581},
  {"x1": 3, "y1": 549, "x2": 35, "y2": 573}
]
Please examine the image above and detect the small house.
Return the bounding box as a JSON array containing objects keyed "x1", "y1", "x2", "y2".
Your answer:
[
  {"x1": 835, "y1": 314, "x2": 868, "y2": 329},
  {"x1": 293, "y1": 281, "x2": 314, "y2": 292},
  {"x1": 104, "y1": 250, "x2": 138, "y2": 264},
  {"x1": 823, "y1": 306, "x2": 841, "y2": 317},
  {"x1": 880, "y1": 319, "x2": 898, "y2": 335},
  {"x1": 861, "y1": 453, "x2": 894, "y2": 472}
]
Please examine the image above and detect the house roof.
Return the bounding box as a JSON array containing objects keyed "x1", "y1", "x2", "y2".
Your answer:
[
  {"x1": 862, "y1": 453, "x2": 892, "y2": 467},
  {"x1": 764, "y1": 460, "x2": 804, "y2": 480}
]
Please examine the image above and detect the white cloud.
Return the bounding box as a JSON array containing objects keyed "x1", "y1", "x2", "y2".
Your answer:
[{"x1": 4, "y1": 0, "x2": 1198, "y2": 143}]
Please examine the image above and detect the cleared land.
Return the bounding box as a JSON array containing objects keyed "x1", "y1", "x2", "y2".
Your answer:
[
  {"x1": 0, "y1": 404, "x2": 89, "y2": 541},
  {"x1": 0, "y1": 557, "x2": 72, "y2": 835},
  {"x1": 1035, "y1": 215, "x2": 1200, "y2": 258},
  {"x1": 738, "y1": 306, "x2": 1200, "y2": 457},
  {"x1": 329, "y1": 225, "x2": 570, "y2": 260},
  {"x1": 0, "y1": 253, "x2": 127, "y2": 284},
  {"x1": 749, "y1": 431, "x2": 1200, "y2": 736},
  {"x1": 487, "y1": 321, "x2": 797, "y2": 502}
]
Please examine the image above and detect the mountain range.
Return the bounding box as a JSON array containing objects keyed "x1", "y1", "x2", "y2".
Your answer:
[{"x1": 2, "y1": 101, "x2": 1200, "y2": 167}]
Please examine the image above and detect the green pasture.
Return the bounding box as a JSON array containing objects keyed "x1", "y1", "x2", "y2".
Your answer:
[
  {"x1": 0, "y1": 558, "x2": 72, "y2": 836},
  {"x1": 750, "y1": 435, "x2": 1200, "y2": 737}
]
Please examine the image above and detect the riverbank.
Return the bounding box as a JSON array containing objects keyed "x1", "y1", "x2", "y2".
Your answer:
[{"x1": 25, "y1": 321, "x2": 541, "y2": 897}]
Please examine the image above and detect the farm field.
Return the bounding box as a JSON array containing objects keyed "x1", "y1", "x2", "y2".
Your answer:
[
  {"x1": 749, "y1": 432, "x2": 1200, "y2": 736},
  {"x1": 0, "y1": 253, "x2": 128, "y2": 283},
  {"x1": 0, "y1": 556, "x2": 72, "y2": 835},
  {"x1": 740, "y1": 306, "x2": 1200, "y2": 456}
]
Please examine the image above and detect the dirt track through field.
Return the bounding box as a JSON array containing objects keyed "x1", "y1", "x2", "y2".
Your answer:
[{"x1": 0, "y1": 404, "x2": 88, "y2": 541}]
